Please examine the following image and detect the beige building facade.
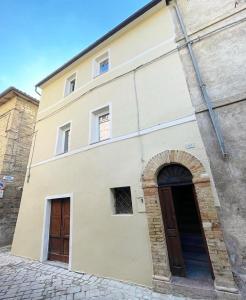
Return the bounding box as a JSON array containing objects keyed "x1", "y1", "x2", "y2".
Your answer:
[
  {"x1": 12, "y1": 1, "x2": 240, "y2": 298},
  {"x1": 0, "y1": 87, "x2": 38, "y2": 246}
]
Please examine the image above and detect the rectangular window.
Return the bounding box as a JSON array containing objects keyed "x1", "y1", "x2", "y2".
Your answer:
[
  {"x1": 99, "y1": 59, "x2": 109, "y2": 74},
  {"x1": 56, "y1": 123, "x2": 71, "y2": 155},
  {"x1": 93, "y1": 51, "x2": 110, "y2": 77},
  {"x1": 90, "y1": 105, "x2": 111, "y2": 144},
  {"x1": 63, "y1": 127, "x2": 70, "y2": 153},
  {"x1": 69, "y1": 78, "x2": 76, "y2": 93},
  {"x1": 111, "y1": 187, "x2": 133, "y2": 215},
  {"x1": 98, "y1": 113, "x2": 110, "y2": 141},
  {"x1": 65, "y1": 74, "x2": 76, "y2": 96}
]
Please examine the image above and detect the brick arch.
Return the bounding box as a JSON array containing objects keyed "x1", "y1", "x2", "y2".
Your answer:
[
  {"x1": 142, "y1": 150, "x2": 208, "y2": 188},
  {"x1": 142, "y1": 150, "x2": 237, "y2": 294}
]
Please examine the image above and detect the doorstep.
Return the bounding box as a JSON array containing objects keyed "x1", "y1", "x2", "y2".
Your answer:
[
  {"x1": 44, "y1": 260, "x2": 68, "y2": 270},
  {"x1": 153, "y1": 276, "x2": 241, "y2": 299}
]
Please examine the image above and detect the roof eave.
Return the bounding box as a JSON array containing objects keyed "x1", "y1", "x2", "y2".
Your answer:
[
  {"x1": 0, "y1": 87, "x2": 39, "y2": 106},
  {"x1": 36, "y1": 0, "x2": 169, "y2": 88}
]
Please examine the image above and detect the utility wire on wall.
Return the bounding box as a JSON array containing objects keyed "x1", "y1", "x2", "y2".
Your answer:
[
  {"x1": 36, "y1": 12, "x2": 246, "y2": 125},
  {"x1": 133, "y1": 70, "x2": 145, "y2": 176},
  {"x1": 27, "y1": 130, "x2": 37, "y2": 183},
  {"x1": 16, "y1": 3, "x2": 246, "y2": 175}
]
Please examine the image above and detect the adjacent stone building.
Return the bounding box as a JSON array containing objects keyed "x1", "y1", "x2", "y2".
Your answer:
[
  {"x1": 12, "y1": 1, "x2": 241, "y2": 298},
  {"x1": 0, "y1": 87, "x2": 39, "y2": 246},
  {"x1": 168, "y1": 0, "x2": 246, "y2": 293}
]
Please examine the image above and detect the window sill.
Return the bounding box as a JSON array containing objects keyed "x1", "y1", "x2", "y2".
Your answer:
[
  {"x1": 90, "y1": 138, "x2": 110, "y2": 145},
  {"x1": 93, "y1": 71, "x2": 109, "y2": 79},
  {"x1": 55, "y1": 151, "x2": 68, "y2": 156},
  {"x1": 63, "y1": 90, "x2": 76, "y2": 99},
  {"x1": 111, "y1": 214, "x2": 134, "y2": 217}
]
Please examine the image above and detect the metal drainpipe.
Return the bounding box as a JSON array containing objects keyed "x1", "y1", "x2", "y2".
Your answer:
[
  {"x1": 170, "y1": 0, "x2": 228, "y2": 158},
  {"x1": 35, "y1": 86, "x2": 41, "y2": 97}
]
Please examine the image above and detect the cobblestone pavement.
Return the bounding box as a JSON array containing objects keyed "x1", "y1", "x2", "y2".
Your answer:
[{"x1": 0, "y1": 247, "x2": 188, "y2": 300}]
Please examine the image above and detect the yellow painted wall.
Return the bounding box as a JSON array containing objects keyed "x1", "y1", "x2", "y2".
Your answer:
[
  {"x1": 38, "y1": 4, "x2": 174, "y2": 112},
  {"x1": 12, "y1": 3, "x2": 218, "y2": 287},
  {"x1": 13, "y1": 122, "x2": 211, "y2": 286}
]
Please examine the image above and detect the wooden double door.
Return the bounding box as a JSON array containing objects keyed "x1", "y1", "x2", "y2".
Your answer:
[{"x1": 48, "y1": 198, "x2": 70, "y2": 263}]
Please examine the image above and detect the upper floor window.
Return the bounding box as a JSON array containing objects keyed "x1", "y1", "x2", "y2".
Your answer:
[
  {"x1": 65, "y1": 73, "x2": 76, "y2": 96},
  {"x1": 56, "y1": 122, "x2": 71, "y2": 155},
  {"x1": 98, "y1": 113, "x2": 110, "y2": 141},
  {"x1": 93, "y1": 51, "x2": 110, "y2": 77},
  {"x1": 90, "y1": 105, "x2": 111, "y2": 144},
  {"x1": 99, "y1": 58, "x2": 109, "y2": 74}
]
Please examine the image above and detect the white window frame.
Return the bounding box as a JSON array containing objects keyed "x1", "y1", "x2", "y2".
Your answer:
[
  {"x1": 64, "y1": 72, "x2": 77, "y2": 97},
  {"x1": 89, "y1": 103, "x2": 112, "y2": 144},
  {"x1": 92, "y1": 50, "x2": 111, "y2": 78},
  {"x1": 55, "y1": 121, "x2": 72, "y2": 156}
]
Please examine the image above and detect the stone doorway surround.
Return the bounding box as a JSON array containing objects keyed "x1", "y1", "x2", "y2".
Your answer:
[{"x1": 142, "y1": 150, "x2": 239, "y2": 298}]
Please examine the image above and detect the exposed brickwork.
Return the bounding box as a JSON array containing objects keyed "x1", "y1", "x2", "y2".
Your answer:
[
  {"x1": 170, "y1": 1, "x2": 246, "y2": 292},
  {"x1": 0, "y1": 92, "x2": 38, "y2": 246},
  {"x1": 142, "y1": 150, "x2": 239, "y2": 298}
]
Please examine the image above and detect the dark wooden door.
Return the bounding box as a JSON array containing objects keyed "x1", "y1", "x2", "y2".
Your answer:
[
  {"x1": 48, "y1": 198, "x2": 70, "y2": 263},
  {"x1": 158, "y1": 187, "x2": 186, "y2": 276}
]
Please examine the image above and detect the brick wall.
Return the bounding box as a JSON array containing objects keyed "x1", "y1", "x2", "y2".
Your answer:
[
  {"x1": 142, "y1": 150, "x2": 238, "y2": 298},
  {"x1": 0, "y1": 95, "x2": 38, "y2": 246},
  {"x1": 168, "y1": 0, "x2": 246, "y2": 294}
]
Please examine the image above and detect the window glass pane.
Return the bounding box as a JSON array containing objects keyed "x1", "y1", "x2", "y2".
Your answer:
[
  {"x1": 64, "y1": 129, "x2": 70, "y2": 153},
  {"x1": 90, "y1": 106, "x2": 110, "y2": 144},
  {"x1": 99, "y1": 113, "x2": 109, "y2": 123},
  {"x1": 99, "y1": 113, "x2": 110, "y2": 141},
  {"x1": 65, "y1": 74, "x2": 76, "y2": 96},
  {"x1": 69, "y1": 79, "x2": 75, "y2": 93},
  {"x1": 99, "y1": 59, "x2": 109, "y2": 74}
]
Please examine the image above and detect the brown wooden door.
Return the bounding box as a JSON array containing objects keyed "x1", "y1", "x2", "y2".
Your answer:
[
  {"x1": 158, "y1": 187, "x2": 186, "y2": 277},
  {"x1": 48, "y1": 198, "x2": 70, "y2": 263}
]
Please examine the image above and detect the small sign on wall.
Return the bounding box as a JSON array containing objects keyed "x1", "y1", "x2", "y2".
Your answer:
[
  {"x1": 135, "y1": 189, "x2": 146, "y2": 213},
  {"x1": 0, "y1": 180, "x2": 5, "y2": 190},
  {"x1": 3, "y1": 176, "x2": 14, "y2": 182},
  {"x1": 136, "y1": 196, "x2": 146, "y2": 213}
]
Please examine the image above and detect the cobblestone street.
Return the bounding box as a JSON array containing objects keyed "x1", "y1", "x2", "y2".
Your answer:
[{"x1": 0, "y1": 247, "x2": 187, "y2": 300}]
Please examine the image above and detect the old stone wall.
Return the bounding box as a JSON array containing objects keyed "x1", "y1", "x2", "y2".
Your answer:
[
  {"x1": 169, "y1": 0, "x2": 246, "y2": 290},
  {"x1": 0, "y1": 96, "x2": 38, "y2": 246}
]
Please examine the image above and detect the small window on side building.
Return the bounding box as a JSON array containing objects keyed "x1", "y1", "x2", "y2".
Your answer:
[{"x1": 111, "y1": 187, "x2": 133, "y2": 215}]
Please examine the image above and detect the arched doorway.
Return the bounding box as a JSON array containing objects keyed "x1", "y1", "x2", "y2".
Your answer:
[
  {"x1": 142, "y1": 150, "x2": 237, "y2": 293},
  {"x1": 157, "y1": 164, "x2": 213, "y2": 280}
]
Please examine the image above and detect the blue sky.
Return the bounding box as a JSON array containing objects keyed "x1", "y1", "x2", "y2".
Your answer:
[{"x1": 0, "y1": 0, "x2": 150, "y2": 97}]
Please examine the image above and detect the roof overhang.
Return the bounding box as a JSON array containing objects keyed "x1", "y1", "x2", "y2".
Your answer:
[
  {"x1": 0, "y1": 87, "x2": 39, "y2": 106},
  {"x1": 36, "y1": 0, "x2": 170, "y2": 88}
]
